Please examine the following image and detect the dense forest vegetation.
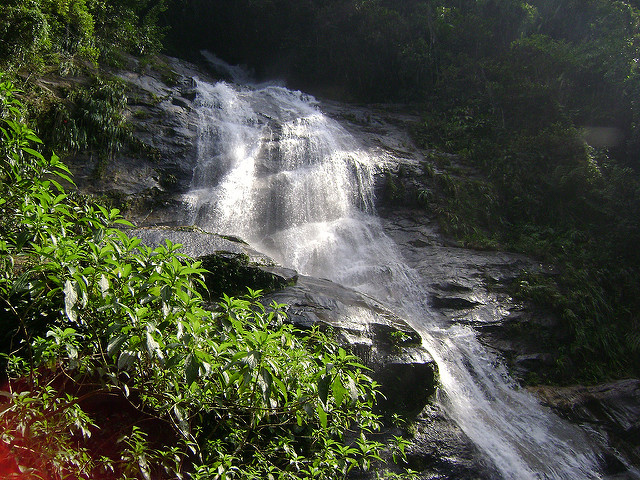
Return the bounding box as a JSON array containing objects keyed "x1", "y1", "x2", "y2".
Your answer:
[
  {"x1": 2, "y1": 0, "x2": 640, "y2": 477},
  {"x1": 167, "y1": 0, "x2": 640, "y2": 383}
]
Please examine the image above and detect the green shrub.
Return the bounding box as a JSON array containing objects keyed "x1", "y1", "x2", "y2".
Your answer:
[
  {"x1": 0, "y1": 5, "x2": 50, "y2": 69},
  {"x1": 0, "y1": 0, "x2": 168, "y2": 78},
  {"x1": 44, "y1": 77, "x2": 129, "y2": 157}
]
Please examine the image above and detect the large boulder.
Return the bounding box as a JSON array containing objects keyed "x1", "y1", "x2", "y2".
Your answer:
[
  {"x1": 131, "y1": 225, "x2": 437, "y2": 417},
  {"x1": 263, "y1": 274, "x2": 437, "y2": 416},
  {"x1": 129, "y1": 226, "x2": 294, "y2": 300}
]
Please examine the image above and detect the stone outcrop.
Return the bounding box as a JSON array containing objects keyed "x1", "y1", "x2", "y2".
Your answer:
[
  {"x1": 132, "y1": 225, "x2": 438, "y2": 419},
  {"x1": 130, "y1": 226, "x2": 294, "y2": 300},
  {"x1": 66, "y1": 55, "x2": 215, "y2": 225},
  {"x1": 404, "y1": 404, "x2": 503, "y2": 480},
  {"x1": 532, "y1": 380, "x2": 640, "y2": 475},
  {"x1": 263, "y1": 274, "x2": 437, "y2": 416},
  {"x1": 372, "y1": 204, "x2": 640, "y2": 477}
]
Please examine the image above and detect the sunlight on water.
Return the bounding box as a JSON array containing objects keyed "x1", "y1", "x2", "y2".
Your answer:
[
  {"x1": 421, "y1": 325, "x2": 601, "y2": 480},
  {"x1": 183, "y1": 70, "x2": 605, "y2": 480}
]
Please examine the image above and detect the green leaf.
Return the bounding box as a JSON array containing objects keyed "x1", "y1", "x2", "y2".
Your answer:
[
  {"x1": 63, "y1": 279, "x2": 78, "y2": 322},
  {"x1": 107, "y1": 334, "x2": 128, "y2": 357},
  {"x1": 317, "y1": 374, "x2": 331, "y2": 408},
  {"x1": 316, "y1": 404, "x2": 328, "y2": 429},
  {"x1": 22, "y1": 147, "x2": 45, "y2": 161},
  {"x1": 117, "y1": 351, "x2": 136, "y2": 370},
  {"x1": 259, "y1": 368, "x2": 273, "y2": 401},
  {"x1": 273, "y1": 376, "x2": 288, "y2": 402},
  {"x1": 25, "y1": 133, "x2": 42, "y2": 144},
  {"x1": 145, "y1": 330, "x2": 162, "y2": 360},
  {"x1": 332, "y1": 376, "x2": 347, "y2": 407},
  {"x1": 120, "y1": 263, "x2": 132, "y2": 278},
  {"x1": 296, "y1": 410, "x2": 304, "y2": 427},
  {"x1": 56, "y1": 172, "x2": 75, "y2": 185},
  {"x1": 185, "y1": 354, "x2": 200, "y2": 386}
]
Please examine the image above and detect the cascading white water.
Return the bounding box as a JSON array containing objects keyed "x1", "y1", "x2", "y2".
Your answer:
[{"x1": 183, "y1": 72, "x2": 605, "y2": 479}]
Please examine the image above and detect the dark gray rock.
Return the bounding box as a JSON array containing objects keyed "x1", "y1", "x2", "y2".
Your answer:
[
  {"x1": 129, "y1": 226, "x2": 295, "y2": 300},
  {"x1": 375, "y1": 206, "x2": 569, "y2": 385},
  {"x1": 262, "y1": 274, "x2": 437, "y2": 416},
  {"x1": 66, "y1": 55, "x2": 215, "y2": 225},
  {"x1": 131, "y1": 225, "x2": 438, "y2": 418},
  {"x1": 129, "y1": 225, "x2": 273, "y2": 265},
  {"x1": 532, "y1": 380, "x2": 640, "y2": 475},
  {"x1": 430, "y1": 295, "x2": 481, "y2": 310},
  {"x1": 370, "y1": 204, "x2": 640, "y2": 477},
  {"x1": 405, "y1": 404, "x2": 501, "y2": 480},
  {"x1": 513, "y1": 353, "x2": 555, "y2": 373}
]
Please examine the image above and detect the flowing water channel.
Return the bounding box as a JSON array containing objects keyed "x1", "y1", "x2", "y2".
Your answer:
[{"x1": 181, "y1": 66, "x2": 606, "y2": 479}]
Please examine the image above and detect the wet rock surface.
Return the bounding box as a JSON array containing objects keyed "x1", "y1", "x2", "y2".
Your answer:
[
  {"x1": 132, "y1": 225, "x2": 438, "y2": 420},
  {"x1": 129, "y1": 226, "x2": 296, "y2": 299},
  {"x1": 130, "y1": 225, "x2": 274, "y2": 264},
  {"x1": 377, "y1": 206, "x2": 540, "y2": 333},
  {"x1": 263, "y1": 274, "x2": 437, "y2": 417},
  {"x1": 405, "y1": 404, "x2": 503, "y2": 480},
  {"x1": 532, "y1": 380, "x2": 640, "y2": 477},
  {"x1": 374, "y1": 205, "x2": 640, "y2": 478},
  {"x1": 66, "y1": 55, "x2": 217, "y2": 225}
]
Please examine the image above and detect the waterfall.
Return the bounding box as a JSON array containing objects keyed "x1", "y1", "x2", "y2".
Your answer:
[{"x1": 182, "y1": 72, "x2": 605, "y2": 479}]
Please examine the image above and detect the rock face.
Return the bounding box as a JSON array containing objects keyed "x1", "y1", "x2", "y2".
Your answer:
[
  {"x1": 130, "y1": 226, "x2": 294, "y2": 300},
  {"x1": 330, "y1": 96, "x2": 640, "y2": 477},
  {"x1": 67, "y1": 55, "x2": 215, "y2": 225},
  {"x1": 377, "y1": 206, "x2": 553, "y2": 363},
  {"x1": 132, "y1": 225, "x2": 438, "y2": 419},
  {"x1": 323, "y1": 103, "x2": 567, "y2": 386},
  {"x1": 405, "y1": 404, "x2": 503, "y2": 480},
  {"x1": 263, "y1": 274, "x2": 437, "y2": 416},
  {"x1": 532, "y1": 380, "x2": 640, "y2": 476}
]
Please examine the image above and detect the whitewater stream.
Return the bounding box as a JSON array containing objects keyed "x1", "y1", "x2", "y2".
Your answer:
[{"x1": 180, "y1": 63, "x2": 606, "y2": 479}]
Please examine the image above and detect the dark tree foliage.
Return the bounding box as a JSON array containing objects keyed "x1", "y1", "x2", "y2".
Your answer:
[
  {"x1": 0, "y1": 0, "x2": 169, "y2": 71},
  {"x1": 166, "y1": 0, "x2": 437, "y2": 100}
]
